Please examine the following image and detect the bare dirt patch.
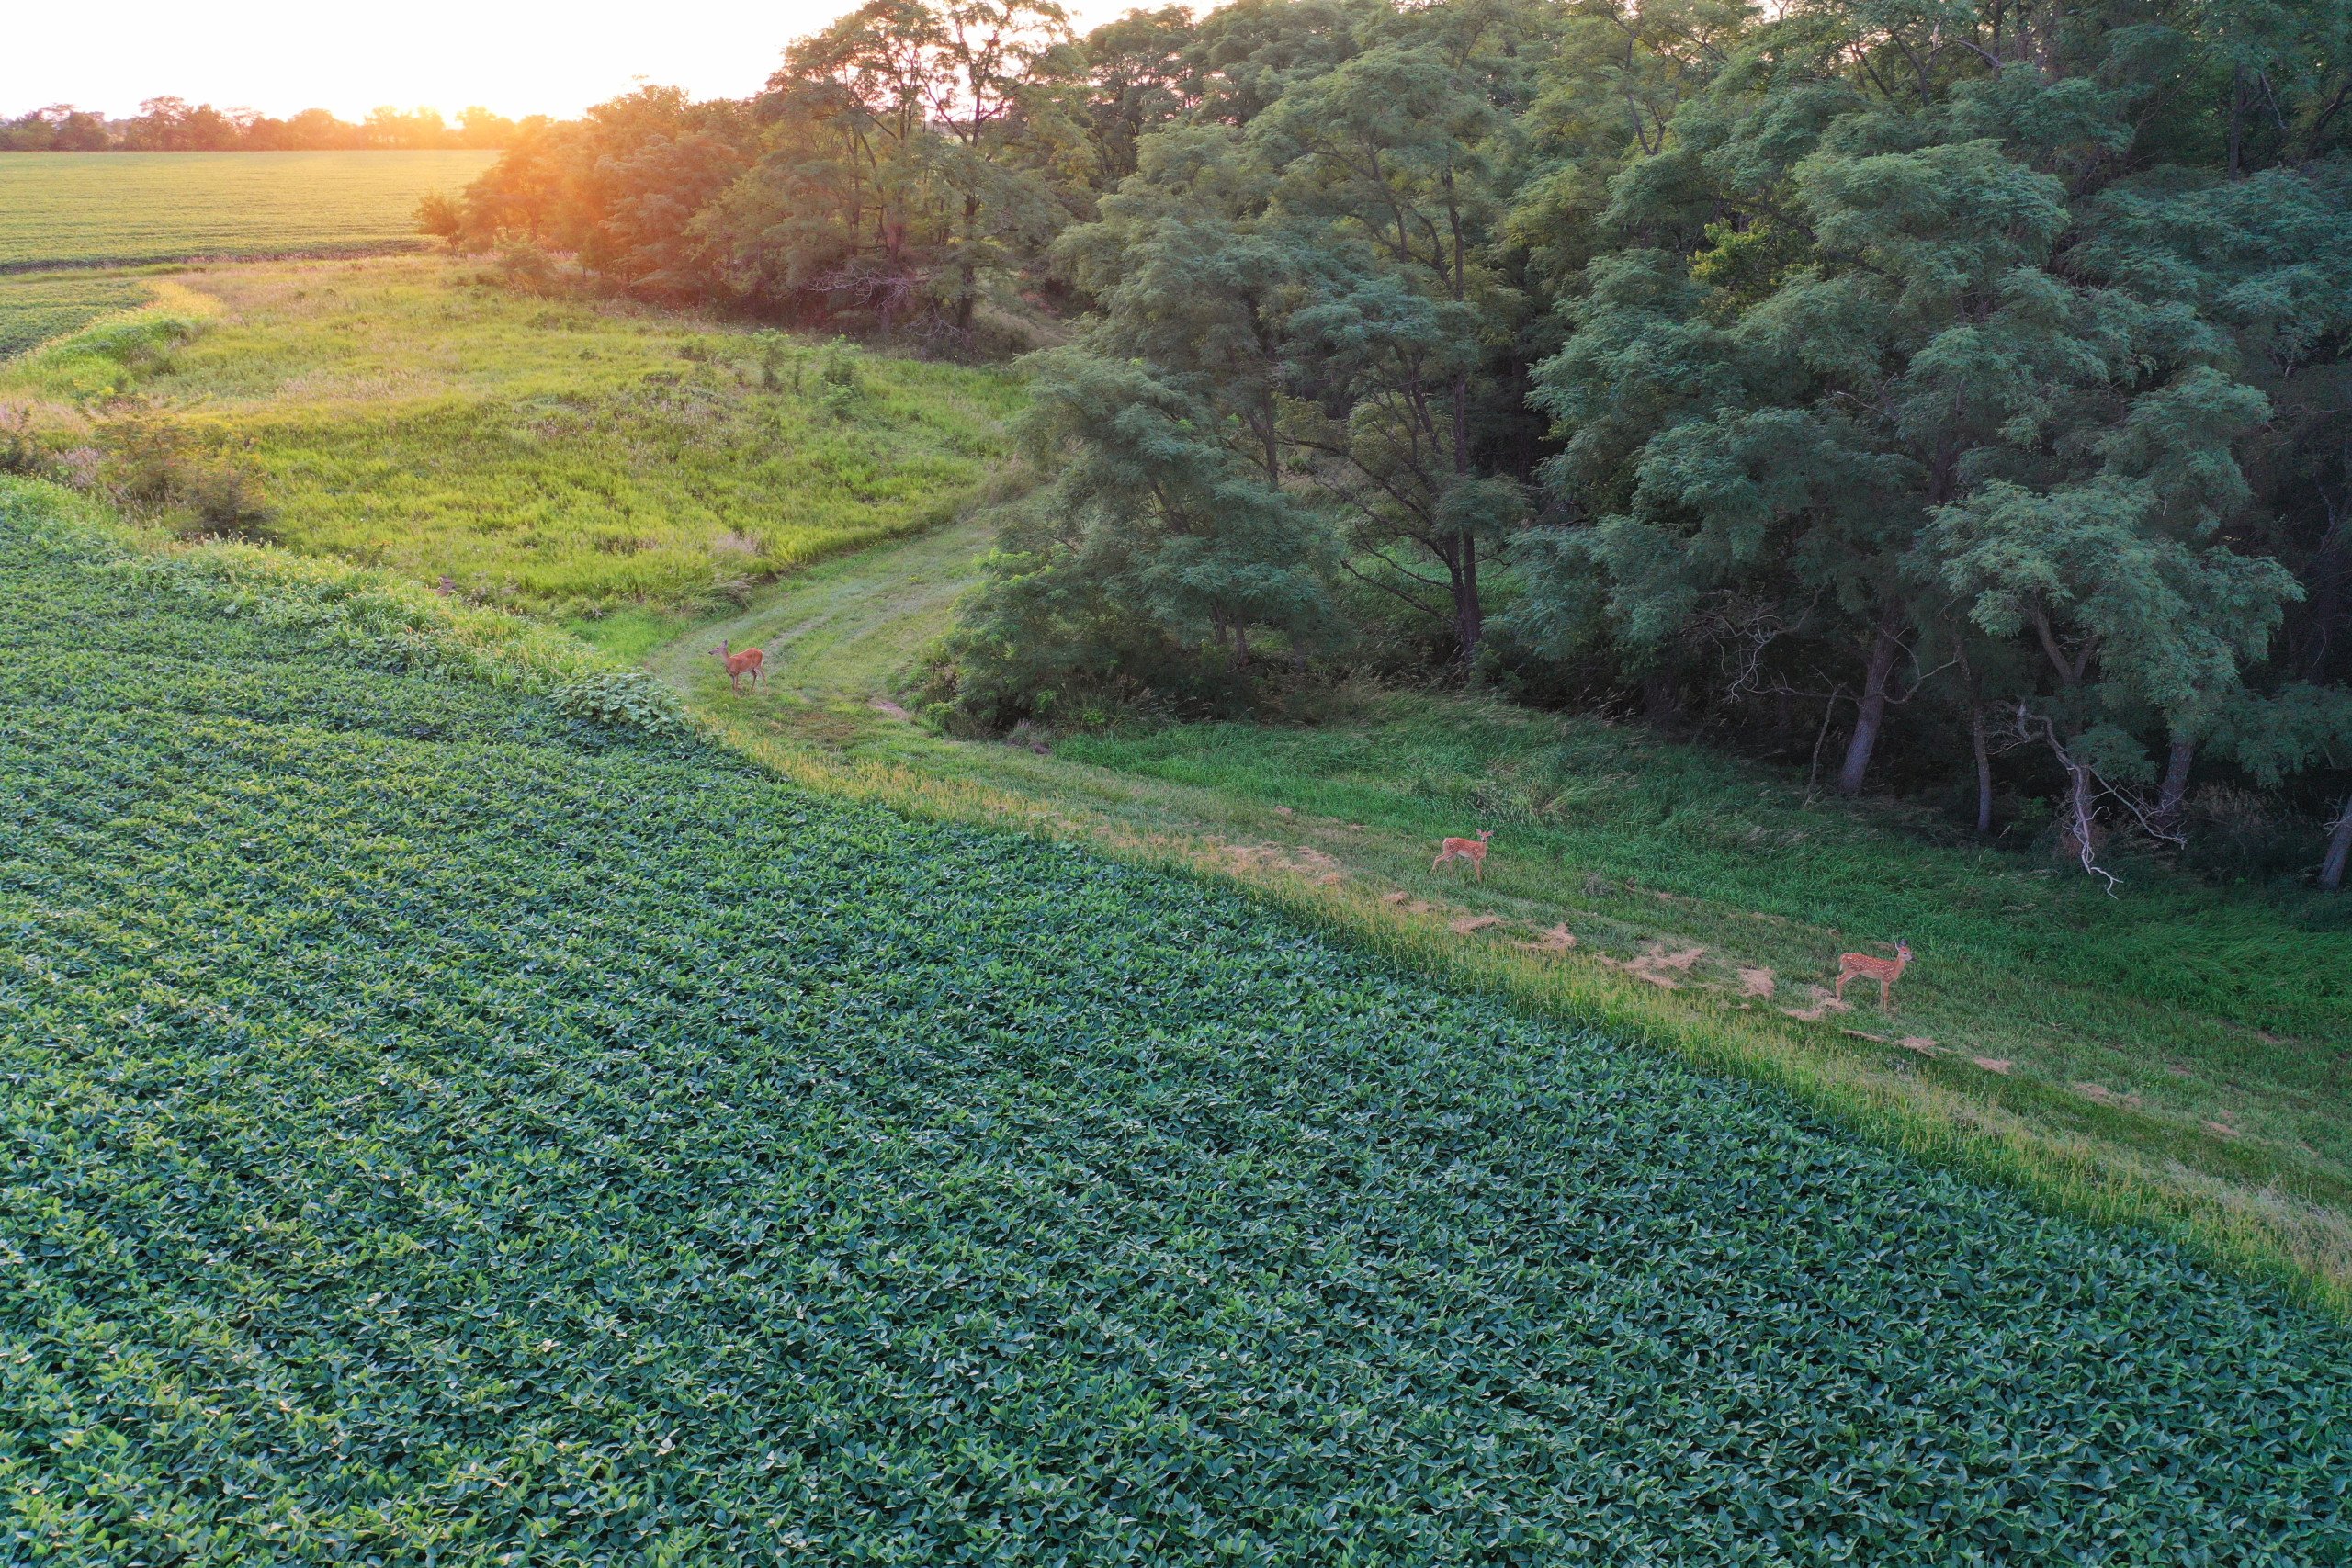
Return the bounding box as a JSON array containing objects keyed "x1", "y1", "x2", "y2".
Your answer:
[
  {"x1": 1737, "y1": 966, "x2": 1776, "y2": 998},
  {"x1": 1603, "y1": 942, "x2": 1706, "y2": 990},
  {"x1": 1518, "y1": 923, "x2": 1577, "y2": 954},
  {"x1": 1780, "y1": 985, "x2": 1852, "y2": 1022},
  {"x1": 1215, "y1": 842, "x2": 1341, "y2": 879},
  {"x1": 1449, "y1": 914, "x2": 1501, "y2": 936},
  {"x1": 1973, "y1": 1057, "x2": 2013, "y2": 1074}
]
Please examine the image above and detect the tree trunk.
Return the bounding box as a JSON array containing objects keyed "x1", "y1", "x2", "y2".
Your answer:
[
  {"x1": 2156, "y1": 737, "x2": 2195, "y2": 834},
  {"x1": 1970, "y1": 704, "x2": 1995, "y2": 836},
  {"x1": 1453, "y1": 532, "x2": 1482, "y2": 668},
  {"x1": 2059, "y1": 757, "x2": 2101, "y2": 870},
  {"x1": 1643, "y1": 665, "x2": 1681, "y2": 727},
  {"x1": 1835, "y1": 611, "x2": 1905, "y2": 797},
  {"x1": 2323, "y1": 795, "x2": 2352, "y2": 891},
  {"x1": 2302, "y1": 500, "x2": 2347, "y2": 682},
  {"x1": 1956, "y1": 637, "x2": 1992, "y2": 834},
  {"x1": 2227, "y1": 65, "x2": 2245, "y2": 179},
  {"x1": 956, "y1": 192, "x2": 980, "y2": 332}
]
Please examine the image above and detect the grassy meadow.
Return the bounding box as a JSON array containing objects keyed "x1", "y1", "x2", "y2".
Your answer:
[
  {"x1": 6, "y1": 477, "x2": 2349, "y2": 1562},
  {"x1": 0, "y1": 257, "x2": 1021, "y2": 610},
  {"x1": 0, "y1": 151, "x2": 495, "y2": 271}
]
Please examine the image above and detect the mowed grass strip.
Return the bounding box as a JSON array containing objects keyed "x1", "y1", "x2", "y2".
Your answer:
[
  {"x1": 3, "y1": 485, "x2": 2348, "y2": 1564},
  {"x1": 0, "y1": 257, "x2": 1021, "y2": 612},
  {"x1": 0, "y1": 151, "x2": 496, "y2": 271},
  {"x1": 1059, "y1": 705, "x2": 2352, "y2": 1150}
]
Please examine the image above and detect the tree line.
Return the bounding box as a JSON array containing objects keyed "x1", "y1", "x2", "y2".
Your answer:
[
  {"x1": 440, "y1": 0, "x2": 2351, "y2": 886},
  {"x1": 0, "y1": 99, "x2": 521, "y2": 152}
]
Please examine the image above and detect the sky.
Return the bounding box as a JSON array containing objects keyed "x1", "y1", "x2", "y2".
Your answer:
[{"x1": 6, "y1": 0, "x2": 1140, "y2": 123}]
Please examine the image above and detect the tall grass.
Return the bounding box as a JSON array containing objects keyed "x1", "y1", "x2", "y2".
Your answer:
[{"x1": 0, "y1": 257, "x2": 1022, "y2": 611}]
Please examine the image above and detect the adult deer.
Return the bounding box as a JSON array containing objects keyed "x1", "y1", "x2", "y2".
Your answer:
[
  {"x1": 1834, "y1": 939, "x2": 1913, "y2": 1013},
  {"x1": 1433, "y1": 829, "x2": 1493, "y2": 881},
  {"x1": 711, "y1": 639, "x2": 765, "y2": 696}
]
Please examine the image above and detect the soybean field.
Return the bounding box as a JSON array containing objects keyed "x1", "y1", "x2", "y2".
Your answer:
[
  {"x1": 3, "y1": 480, "x2": 2347, "y2": 1563},
  {"x1": 0, "y1": 151, "x2": 496, "y2": 271}
]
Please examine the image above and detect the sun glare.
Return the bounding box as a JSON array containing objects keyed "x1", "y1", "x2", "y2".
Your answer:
[{"x1": 6, "y1": 0, "x2": 1129, "y2": 121}]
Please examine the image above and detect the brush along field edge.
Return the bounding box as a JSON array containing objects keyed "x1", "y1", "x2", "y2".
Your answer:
[{"x1": 21, "y1": 479, "x2": 2344, "y2": 1314}]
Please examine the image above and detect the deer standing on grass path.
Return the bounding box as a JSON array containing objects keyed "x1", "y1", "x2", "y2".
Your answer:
[
  {"x1": 1835, "y1": 939, "x2": 1913, "y2": 1013},
  {"x1": 1433, "y1": 829, "x2": 1493, "y2": 881},
  {"x1": 711, "y1": 639, "x2": 765, "y2": 696}
]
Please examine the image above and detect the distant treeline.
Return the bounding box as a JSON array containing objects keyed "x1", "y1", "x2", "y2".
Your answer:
[
  {"x1": 444, "y1": 0, "x2": 2352, "y2": 884},
  {"x1": 0, "y1": 99, "x2": 523, "y2": 152}
]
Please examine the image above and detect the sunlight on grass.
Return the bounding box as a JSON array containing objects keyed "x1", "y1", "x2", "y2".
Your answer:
[{"x1": 0, "y1": 256, "x2": 1023, "y2": 612}]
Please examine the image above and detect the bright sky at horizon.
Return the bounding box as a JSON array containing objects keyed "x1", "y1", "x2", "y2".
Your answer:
[{"x1": 6, "y1": 0, "x2": 1145, "y2": 124}]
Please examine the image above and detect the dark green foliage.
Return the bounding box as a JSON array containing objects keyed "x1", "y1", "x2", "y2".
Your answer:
[
  {"x1": 1510, "y1": 0, "x2": 2352, "y2": 859},
  {"x1": 6, "y1": 493, "x2": 2352, "y2": 1562},
  {"x1": 422, "y1": 0, "x2": 2352, "y2": 874},
  {"x1": 946, "y1": 346, "x2": 1342, "y2": 723}
]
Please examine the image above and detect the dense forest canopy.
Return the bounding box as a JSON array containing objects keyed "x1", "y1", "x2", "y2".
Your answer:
[
  {"x1": 0, "y1": 99, "x2": 521, "y2": 151},
  {"x1": 435, "y1": 0, "x2": 2352, "y2": 884}
]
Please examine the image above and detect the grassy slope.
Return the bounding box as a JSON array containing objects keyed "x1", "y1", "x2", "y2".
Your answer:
[
  {"x1": 0, "y1": 257, "x2": 1020, "y2": 611},
  {"x1": 5, "y1": 480, "x2": 2349, "y2": 1564},
  {"x1": 650, "y1": 518, "x2": 2352, "y2": 1307},
  {"x1": 0, "y1": 151, "x2": 496, "y2": 271}
]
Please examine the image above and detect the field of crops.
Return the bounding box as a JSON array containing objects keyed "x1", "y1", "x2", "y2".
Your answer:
[
  {"x1": 4, "y1": 479, "x2": 2347, "y2": 1562},
  {"x1": 0, "y1": 152, "x2": 496, "y2": 271},
  {"x1": 0, "y1": 257, "x2": 1021, "y2": 611},
  {"x1": 0, "y1": 270, "x2": 154, "y2": 359}
]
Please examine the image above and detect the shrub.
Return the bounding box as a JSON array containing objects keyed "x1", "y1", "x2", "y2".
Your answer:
[
  {"x1": 96, "y1": 418, "x2": 281, "y2": 543},
  {"x1": 548, "y1": 670, "x2": 686, "y2": 737},
  {"x1": 414, "y1": 189, "x2": 466, "y2": 243}
]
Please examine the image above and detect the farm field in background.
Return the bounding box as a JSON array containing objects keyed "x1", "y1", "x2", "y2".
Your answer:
[
  {"x1": 4, "y1": 479, "x2": 2347, "y2": 1562},
  {"x1": 0, "y1": 151, "x2": 495, "y2": 271},
  {"x1": 0, "y1": 256, "x2": 1021, "y2": 609}
]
